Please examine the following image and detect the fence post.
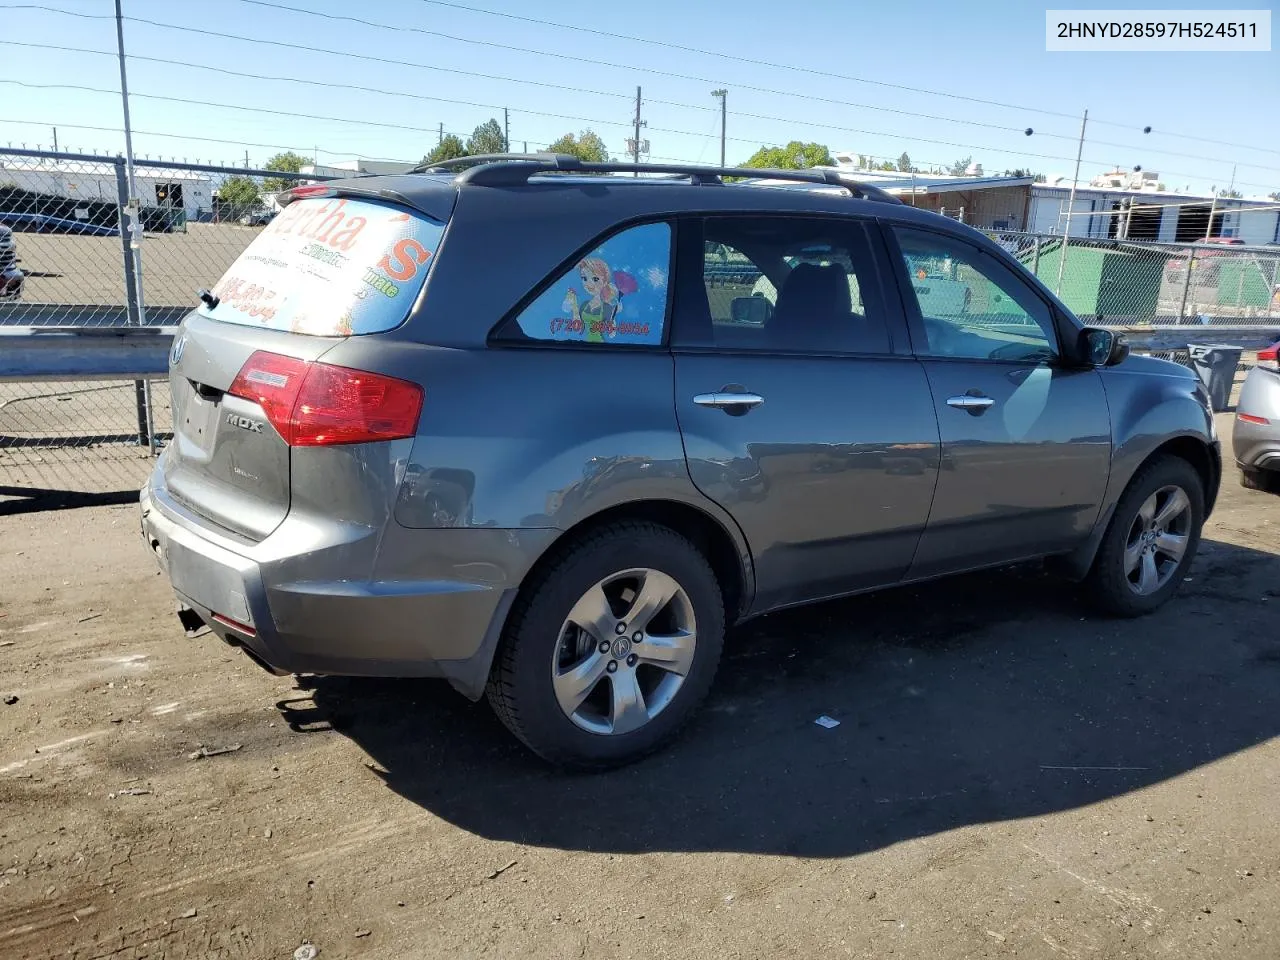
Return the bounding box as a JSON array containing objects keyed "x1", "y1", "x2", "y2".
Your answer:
[
  {"x1": 1177, "y1": 244, "x2": 1195, "y2": 322},
  {"x1": 114, "y1": 158, "x2": 155, "y2": 452},
  {"x1": 1031, "y1": 238, "x2": 1042, "y2": 277}
]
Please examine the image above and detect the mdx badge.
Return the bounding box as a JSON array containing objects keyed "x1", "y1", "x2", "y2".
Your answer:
[{"x1": 227, "y1": 413, "x2": 264, "y2": 433}]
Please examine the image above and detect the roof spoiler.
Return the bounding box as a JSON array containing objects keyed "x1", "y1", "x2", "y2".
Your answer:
[{"x1": 412, "y1": 153, "x2": 902, "y2": 204}]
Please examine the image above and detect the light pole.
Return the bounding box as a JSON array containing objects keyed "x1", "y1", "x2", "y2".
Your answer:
[{"x1": 711, "y1": 89, "x2": 727, "y2": 168}]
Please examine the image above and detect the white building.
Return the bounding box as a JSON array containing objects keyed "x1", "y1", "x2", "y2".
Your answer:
[
  {"x1": 1028, "y1": 171, "x2": 1280, "y2": 245},
  {"x1": 0, "y1": 156, "x2": 213, "y2": 218}
]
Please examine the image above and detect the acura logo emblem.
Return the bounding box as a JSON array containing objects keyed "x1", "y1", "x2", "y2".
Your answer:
[{"x1": 170, "y1": 334, "x2": 187, "y2": 366}]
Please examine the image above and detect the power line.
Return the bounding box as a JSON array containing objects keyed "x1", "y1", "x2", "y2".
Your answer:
[
  {"x1": 9, "y1": 1, "x2": 1279, "y2": 162},
  {"x1": 410, "y1": 0, "x2": 1280, "y2": 158},
  {"x1": 0, "y1": 117, "x2": 424, "y2": 165},
  {"x1": 4, "y1": 11, "x2": 1275, "y2": 188}
]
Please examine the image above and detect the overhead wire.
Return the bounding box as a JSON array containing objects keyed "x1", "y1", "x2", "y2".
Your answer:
[
  {"x1": 2, "y1": 5, "x2": 1276, "y2": 189},
  {"x1": 409, "y1": 0, "x2": 1280, "y2": 157}
]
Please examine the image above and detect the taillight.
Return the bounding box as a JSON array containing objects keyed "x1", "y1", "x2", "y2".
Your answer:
[
  {"x1": 287, "y1": 184, "x2": 333, "y2": 200},
  {"x1": 1237, "y1": 413, "x2": 1270, "y2": 425},
  {"x1": 228, "y1": 350, "x2": 422, "y2": 446},
  {"x1": 1258, "y1": 343, "x2": 1278, "y2": 371}
]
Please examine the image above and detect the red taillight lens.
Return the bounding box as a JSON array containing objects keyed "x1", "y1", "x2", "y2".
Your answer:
[
  {"x1": 287, "y1": 184, "x2": 333, "y2": 200},
  {"x1": 228, "y1": 351, "x2": 309, "y2": 444},
  {"x1": 291, "y1": 361, "x2": 423, "y2": 446},
  {"x1": 228, "y1": 351, "x2": 422, "y2": 446},
  {"x1": 1258, "y1": 343, "x2": 1278, "y2": 371},
  {"x1": 1237, "y1": 413, "x2": 1270, "y2": 426}
]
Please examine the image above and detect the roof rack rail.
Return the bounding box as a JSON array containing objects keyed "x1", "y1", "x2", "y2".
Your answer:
[{"x1": 412, "y1": 154, "x2": 902, "y2": 204}]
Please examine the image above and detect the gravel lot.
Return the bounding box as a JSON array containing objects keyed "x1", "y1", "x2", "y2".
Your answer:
[
  {"x1": 9, "y1": 224, "x2": 255, "y2": 312},
  {"x1": 1, "y1": 413, "x2": 1278, "y2": 960}
]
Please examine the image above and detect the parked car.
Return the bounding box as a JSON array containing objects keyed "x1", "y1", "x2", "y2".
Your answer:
[
  {"x1": 0, "y1": 223, "x2": 24, "y2": 302},
  {"x1": 140, "y1": 157, "x2": 1221, "y2": 769},
  {"x1": 0, "y1": 211, "x2": 121, "y2": 236},
  {"x1": 238, "y1": 209, "x2": 275, "y2": 227},
  {"x1": 1233, "y1": 339, "x2": 1280, "y2": 492},
  {"x1": 1164, "y1": 236, "x2": 1245, "y2": 286}
]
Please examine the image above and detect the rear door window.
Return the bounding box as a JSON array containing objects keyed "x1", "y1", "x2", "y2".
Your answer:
[
  {"x1": 501, "y1": 221, "x2": 672, "y2": 345},
  {"x1": 199, "y1": 196, "x2": 444, "y2": 336}
]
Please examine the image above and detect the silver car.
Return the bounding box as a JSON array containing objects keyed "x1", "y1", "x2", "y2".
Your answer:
[
  {"x1": 1233, "y1": 340, "x2": 1280, "y2": 492},
  {"x1": 140, "y1": 157, "x2": 1221, "y2": 768}
]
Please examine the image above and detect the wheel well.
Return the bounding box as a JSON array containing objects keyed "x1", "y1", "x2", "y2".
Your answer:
[
  {"x1": 540, "y1": 501, "x2": 749, "y2": 622},
  {"x1": 1146, "y1": 435, "x2": 1220, "y2": 513}
]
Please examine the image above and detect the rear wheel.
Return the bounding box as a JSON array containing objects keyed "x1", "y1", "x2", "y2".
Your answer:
[
  {"x1": 486, "y1": 522, "x2": 725, "y2": 769},
  {"x1": 1241, "y1": 467, "x2": 1280, "y2": 494},
  {"x1": 1084, "y1": 456, "x2": 1204, "y2": 617}
]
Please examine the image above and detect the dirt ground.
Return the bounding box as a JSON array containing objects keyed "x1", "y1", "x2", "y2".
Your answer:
[
  {"x1": 9, "y1": 223, "x2": 254, "y2": 310},
  {"x1": 2, "y1": 413, "x2": 1279, "y2": 960}
]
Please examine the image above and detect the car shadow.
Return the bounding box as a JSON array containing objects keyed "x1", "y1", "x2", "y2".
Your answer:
[{"x1": 283, "y1": 537, "x2": 1280, "y2": 859}]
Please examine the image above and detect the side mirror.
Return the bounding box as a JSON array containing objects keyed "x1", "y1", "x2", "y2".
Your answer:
[{"x1": 1082, "y1": 327, "x2": 1130, "y2": 367}]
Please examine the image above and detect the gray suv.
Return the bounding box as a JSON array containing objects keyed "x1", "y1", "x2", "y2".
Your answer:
[{"x1": 140, "y1": 156, "x2": 1220, "y2": 768}]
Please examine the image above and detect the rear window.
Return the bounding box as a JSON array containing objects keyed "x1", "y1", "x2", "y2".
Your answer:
[{"x1": 199, "y1": 196, "x2": 444, "y2": 336}]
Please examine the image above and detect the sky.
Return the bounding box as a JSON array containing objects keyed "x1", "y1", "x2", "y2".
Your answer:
[{"x1": 2, "y1": 0, "x2": 1277, "y2": 197}]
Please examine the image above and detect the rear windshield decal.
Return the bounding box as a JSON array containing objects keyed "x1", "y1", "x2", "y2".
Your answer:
[
  {"x1": 515, "y1": 221, "x2": 670, "y2": 345},
  {"x1": 200, "y1": 197, "x2": 444, "y2": 336}
]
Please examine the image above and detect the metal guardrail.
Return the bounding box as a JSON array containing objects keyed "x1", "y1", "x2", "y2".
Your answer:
[
  {"x1": 0, "y1": 326, "x2": 178, "y2": 382},
  {"x1": 2, "y1": 320, "x2": 1275, "y2": 384}
]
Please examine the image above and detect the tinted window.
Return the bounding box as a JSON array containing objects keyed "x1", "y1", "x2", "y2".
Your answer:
[
  {"x1": 200, "y1": 197, "x2": 444, "y2": 336},
  {"x1": 893, "y1": 226, "x2": 1057, "y2": 363},
  {"x1": 691, "y1": 217, "x2": 889, "y2": 355},
  {"x1": 507, "y1": 222, "x2": 671, "y2": 345}
]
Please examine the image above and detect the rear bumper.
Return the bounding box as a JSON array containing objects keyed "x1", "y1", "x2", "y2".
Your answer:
[
  {"x1": 1232, "y1": 418, "x2": 1280, "y2": 473},
  {"x1": 139, "y1": 472, "x2": 555, "y2": 699}
]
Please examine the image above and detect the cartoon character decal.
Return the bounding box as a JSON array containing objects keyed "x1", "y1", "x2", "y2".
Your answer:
[{"x1": 516, "y1": 222, "x2": 670, "y2": 345}]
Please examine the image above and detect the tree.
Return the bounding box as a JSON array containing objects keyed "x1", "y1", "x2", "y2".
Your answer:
[
  {"x1": 948, "y1": 156, "x2": 973, "y2": 176},
  {"x1": 878, "y1": 160, "x2": 897, "y2": 171},
  {"x1": 218, "y1": 175, "x2": 260, "y2": 210},
  {"x1": 467, "y1": 118, "x2": 506, "y2": 155},
  {"x1": 421, "y1": 134, "x2": 468, "y2": 165},
  {"x1": 1218, "y1": 188, "x2": 1243, "y2": 199},
  {"x1": 1269, "y1": 191, "x2": 1280, "y2": 201},
  {"x1": 547, "y1": 129, "x2": 610, "y2": 162},
  {"x1": 262, "y1": 151, "x2": 309, "y2": 192},
  {"x1": 742, "y1": 141, "x2": 833, "y2": 170},
  {"x1": 896, "y1": 152, "x2": 913, "y2": 173}
]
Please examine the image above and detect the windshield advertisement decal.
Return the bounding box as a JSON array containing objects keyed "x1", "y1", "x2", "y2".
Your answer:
[{"x1": 202, "y1": 197, "x2": 443, "y2": 336}]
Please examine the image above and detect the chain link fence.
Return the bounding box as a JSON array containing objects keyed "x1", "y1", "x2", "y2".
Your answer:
[
  {"x1": 987, "y1": 231, "x2": 1280, "y2": 325},
  {"x1": 0, "y1": 148, "x2": 317, "y2": 509},
  {"x1": 2, "y1": 147, "x2": 1277, "y2": 508}
]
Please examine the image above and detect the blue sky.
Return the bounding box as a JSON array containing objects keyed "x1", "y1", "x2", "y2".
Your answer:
[{"x1": 2, "y1": 0, "x2": 1277, "y2": 196}]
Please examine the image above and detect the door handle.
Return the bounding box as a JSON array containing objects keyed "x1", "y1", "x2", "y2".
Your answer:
[
  {"x1": 693, "y1": 392, "x2": 765, "y2": 411},
  {"x1": 946, "y1": 394, "x2": 995, "y2": 411}
]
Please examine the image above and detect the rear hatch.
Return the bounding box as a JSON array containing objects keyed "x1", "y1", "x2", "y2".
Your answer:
[{"x1": 162, "y1": 191, "x2": 447, "y2": 540}]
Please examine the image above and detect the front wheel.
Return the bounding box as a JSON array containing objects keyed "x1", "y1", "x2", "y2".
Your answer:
[
  {"x1": 486, "y1": 522, "x2": 725, "y2": 769},
  {"x1": 1084, "y1": 456, "x2": 1204, "y2": 617}
]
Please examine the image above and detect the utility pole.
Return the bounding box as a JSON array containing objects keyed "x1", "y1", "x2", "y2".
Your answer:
[
  {"x1": 633, "y1": 86, "x2": 643, "y2": 176},
  {"x1": 438, "y1": 122, "x2": 443, "y2": 146},
  {"x1": 244, "y1": 150, "x2": 250, "y2": 170},
  {"x1": 51, "y1": 127, "x2": 58, "y2": 153},
  {"x1": 711, "y1": 89, "x2": 727, "y2": 167},
  {"x1": 114, "y1": 0, "x2": 155, "y2": 453},
  {"x1": 503, "y1": 108, "x2": 509, "y2": 153},
  {"x1": 1055, "y1": 108, "x2": 1088, "y2": 296}
]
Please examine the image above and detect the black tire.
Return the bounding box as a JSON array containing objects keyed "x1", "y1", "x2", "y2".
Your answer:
[
  {"x1": 486, "y1": 521, "x2": 725, "y2": 770},
  {"x1": 1241, "y1": 467, "x2": 1280, "y2": 494},
  {"x1": 1085, "y1": 456, "x2": 1204, "y2": 618}
]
